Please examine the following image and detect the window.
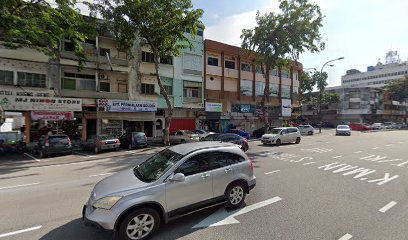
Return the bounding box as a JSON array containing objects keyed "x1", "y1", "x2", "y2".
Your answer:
[
  {"x1": 241, "y1": 63, "x2": 251, "y2": 72},
  {"x1": 175, "y1": 154, "x2": 211, "y2": 176},
  {"x1": 256, "y1": 65, "x2": 264, "y2": 74},
  {"x1": 225, "y1": 60, "x2": 235, "y2": 69},
  {"x1": 183, "y1": 87, "x2": 200, "y2": 98},
  {"x1": 62, "y1": 78, "x2": 76, "y2": 90},
  {"x1": 160, "y1": 56, "x2": 173, "y2": 65},
  {"x1": 210, "y1": 152, "x2": 230, "y2": 169},
  {"x1": 349, "y1": 102, "x2": 360, "y2": 109},
  {"x1": 293, "y1": 71, "x2": 299, "y2": 81},
  {"x1": 293, "y1": 86, "x2": 299, "y2": 99},
  {"x1": 141, "y1": 83, "x2": 155, "y2": 95},
  {"x1": 185, "y1": 28, "x2": 191, "y2": 33},
  {"x1": 63, "y1": 41, "x2": 75, "y2": 52},
  {"x1": 255, "y1": 81, "x2": 265, "y2": 96},
  {"x1": 142, "y1": 51, "x2": 155, "y2": 63},
  {"x1": 176, "y1": 131, "x2": 183, "y2": 136},
  {"x1": 281, "y1": 85, "x2": 291, "y2": 99},
  {"x1": 269, "y1": 83, "x2": 279, "y2": 97},
  {"x1": 99, "y1": 82, "x2": 110, "y2": 92},
  {"x1": 231, "y1": 104, "x2": 240, "y2": 112},
  {"x1": 288, "y1": 128, "x2": 298, "y2": 133},
  {"x1": 208, "y1": 56, "x2": 219, "y2": 66},
  {"x1": 79, "y1": 80, "x2": 96, "y2": 91},
  {"x1": 99, "y1": 48, "x2": 110, "y2": 56},
  {"x1": 271, "y1": 69, "x2": 278, "y2": 76},
  {"x1": 0, "y1": 70, "x2": 14, "y2": 85},
  {"x1": 197, "y1": 30, "x2": 204, "y2": 36},
  {"x1": 240, "y1": 79, "x2": 253, "y2": 96},
  {"x1": 160, "y1": 85, "x2": 173, "y2": 95},
  {"x1": 281, "y1": 70, "x2": 289, "y2": 78},
  {"x1": 17, "y1": 72, "x2": 46, "y2": 88}
]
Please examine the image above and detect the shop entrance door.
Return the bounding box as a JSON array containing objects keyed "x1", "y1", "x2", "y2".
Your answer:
[
  {"x1": 86, "y1": 119, "x2": 96, "y2": 139},
  {"x1": 144, "y1": 121, "x2": 153, "y2": 137}
]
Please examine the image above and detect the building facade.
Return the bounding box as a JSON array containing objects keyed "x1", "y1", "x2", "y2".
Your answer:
[
  {"x1": 342, "y1": 51, "x2": 408, "y2": 88},
  {"x1": 301, "y1": 86, "x2": 407, "y2": 125},
  {"x1": 202, "y1": 40, "x2": 302, "y2": 133}
]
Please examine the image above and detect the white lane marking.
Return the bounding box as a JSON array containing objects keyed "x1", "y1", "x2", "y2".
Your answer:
[
  {"x1": 332, "y1": 155, "x2": 342, "y2": 159},
  {"x1": 193, "y1": 196, "x2": 282, "y2": 228},
  {"x1": 303, "y1": 162, "x2": 316, "y2": 165},
  {"x1": 379, "y1": 201, "x2": 397, "y2": 213},
  {"x1": 264, "y1": 170, "x2": 281, "y2": 175},
  {"x1": 386, "y1": 144, "x2": 392, "y2": 146},
  {"x1": 354, "y1": 151, "x2": 362, "y2": 154},
  {"x1": 125, "y1": 150, "x2": 136, "y2": 153},
  {"x1": 372, "y1": 147, "x2": 379, "y2": 150},
  {"x1": 89, "y1": 173, "x2": 114, "y2": 178},
  {"x1": 0, "y1": 182, "x2": 40, "y2": 191},
  {"x1": 338, "y1": 233, "x2": 353, "y2": 240},
  {"x1": 24, "y1": 153, "x2": 40, "y2": 162},
  {"x1": 73, "y1": 151, "x2": 94, "y2": 158},
  {"x1": 0, "y1": 225, "x2": 42, "y2": 238}
]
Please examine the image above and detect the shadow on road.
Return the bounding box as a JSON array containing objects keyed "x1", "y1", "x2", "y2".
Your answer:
[{"x1": 39, "y1": 207, "x2": 222, "y2": 240}]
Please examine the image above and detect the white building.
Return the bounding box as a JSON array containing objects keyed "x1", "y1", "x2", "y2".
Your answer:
[{"x1": 342, "y1": 51, "x2": 408, "y2": 88}]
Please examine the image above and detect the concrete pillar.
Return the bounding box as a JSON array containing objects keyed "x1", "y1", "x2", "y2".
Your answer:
[
  {"x1": 82, "y1": 117, "x2": 87, "y2": 142},
  {"x1": 24, "y1": 111, "x2": 31, "y2": 144}
]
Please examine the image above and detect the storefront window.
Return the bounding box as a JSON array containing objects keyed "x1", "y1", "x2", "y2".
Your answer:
[{"x1": 101, "y1": 120, "x2": 122, "y2": 137}]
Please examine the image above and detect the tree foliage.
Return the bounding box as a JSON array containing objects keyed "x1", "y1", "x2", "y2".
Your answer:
[
  {"x1": 322, "y1": 92, "x2": 340, "y2": 104},
  {"x1": 88, "y1": 0, "x2": 203, "y2": 145},
  {"x1": 241, "y1": 0, "x2": 324, "y2": 125},
  {"x1": 301, "y1": 71, "x2": 316, "y2": 97},
  {"x1": 385, "y1": 76, "x2": 408, "y2": 102},
  {"x1": 0, "y1": 0, "x2": 94, "y2": 66}
]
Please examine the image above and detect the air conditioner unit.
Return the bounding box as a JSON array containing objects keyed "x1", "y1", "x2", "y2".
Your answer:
[{"x1": 99, "y1": 73, "x2": 108, "y2": 80}]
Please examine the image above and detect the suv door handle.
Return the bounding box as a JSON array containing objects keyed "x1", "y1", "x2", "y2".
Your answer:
[
  {"x1": 225, "y1": 168, "x2": 233, "y2": 173},
  {"x1": 201, "y1": 174, "x2": 210, "y2": 179}
]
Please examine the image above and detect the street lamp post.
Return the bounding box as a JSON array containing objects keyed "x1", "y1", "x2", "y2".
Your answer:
[{"x1": 318, "y1": 57, "x2": 344, "y2": 133}]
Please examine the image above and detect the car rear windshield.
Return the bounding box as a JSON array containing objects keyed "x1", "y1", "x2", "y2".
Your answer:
[
  {"x1": 133, "y1": 149, "x2": 183, "y2": 183},
  {"x1": 337, "y1": 126, "x2": 349, "y2": 129},
  {"x1": 49, "y1": 136, "x2": 69, "y2": 144},
  {"x1": 133, "y1": 132, "x2": 145, "y2": 137},
  {"x1": 183, "y1": 130, "x2": 194, "y2": 134}
]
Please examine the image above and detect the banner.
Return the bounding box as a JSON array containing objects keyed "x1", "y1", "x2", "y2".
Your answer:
[
  {"x1": 0, "y1": 96, "x2": 82, "y2": 111},
  {"x1": 281, "y1": 99, "x2": 292, "y2": 117},
  {"x1": 205, "y1": 102, "x2": 222, "y2": 112},
  {"x1": 97, "y1": 99, "x2": 157, "y2": 112},
  {"x1": 31, "y1": 111, "x2": 74, "y2": 121}
]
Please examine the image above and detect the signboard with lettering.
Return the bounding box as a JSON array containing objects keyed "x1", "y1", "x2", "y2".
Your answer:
[
  {"x1": 0, "y1": 96, "x2": 82, "y2": 111},
  {"x1": 205, "y1": 102, "x2": 222, "y2": 112},
  {"x1": 97, "y1": 99, "x2": 157, "y2": 112},
  {"x1": 281, "y1": 99, "x2": 292, "y2": 117},
  {"x1": 31, "y1": 111, "x2": 74, "y2": 121}
]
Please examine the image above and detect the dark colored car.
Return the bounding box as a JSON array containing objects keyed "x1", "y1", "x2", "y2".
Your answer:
[
  {"x1": 82, "y1": 135, "x2": 120, "y2": 153},
  {"x1": 202, "y1": 133, "x2": 249, "y2": 152},
  {"x1": 251, "y1": 126, "x2": 277, "y2": 138},
  {"x1": 119, "y1": 132, "x2": 148, "y2": 149},
  {"x1": 35, "y1": 134, "x2": 72, "y2": 158},
  {"x1": 227, "y1": 129, "x2": 251, "y2": 139}
]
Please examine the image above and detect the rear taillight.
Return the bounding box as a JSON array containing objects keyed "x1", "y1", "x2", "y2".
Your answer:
[
  {"x1": 45, "y1": 139, "x2": 49, "y2": 147},
  {"x1": 187, "y1": 136, "x2": 192, "y2": 138},
  {"x1": 116, "y1": 139, "x2": 120, "y2": 144},
  {"x1": 67, "y1": 138, "x2": 71, "y2": 145},
  {"x1": 100, "y1": 141, "x2": 106, "y2": 145},
  {"x1": 244, "y1": 152, "x2": 254, "y2": 175}
]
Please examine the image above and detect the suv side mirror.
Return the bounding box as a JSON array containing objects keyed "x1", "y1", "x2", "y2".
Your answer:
[{"x1": 169, "y1": 173, "x2": 185, "y2": 182}]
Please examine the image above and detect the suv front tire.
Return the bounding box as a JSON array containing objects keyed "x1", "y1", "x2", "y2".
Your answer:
[
  {"x1": 118, "y1": 208, "x2": 160, "y2": 240},
  {"x1": 225, "y1": 182, "x2": 247, "y2": 210}
]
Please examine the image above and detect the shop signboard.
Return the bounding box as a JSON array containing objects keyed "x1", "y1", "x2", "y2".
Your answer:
[
  {"x1": 240, "y1": 104, "x2": 251, "y2": 113},
  {"x1": 205, "y1": 102, "x2": 222, "y2": 112},
  {"x1": 31, "y1": 111, "x2": 74, "y2": 121},
  {"x1": 281, "y1": 99, "x2": 292, "y2": 117},
  {"x1": 0, "y1": 96, "x2": 82, "y2": 111},
  {"x1": 97, "y1": 99, "x2": 157, "y2": 112}
]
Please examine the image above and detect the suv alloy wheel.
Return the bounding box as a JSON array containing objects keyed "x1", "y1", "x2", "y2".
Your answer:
[
  {"x1": 118, "y1": 208, "x2": 160, "y2": 240},
  {"x1": 225, "y1": 182, "x2": 246, "y2": 210}
]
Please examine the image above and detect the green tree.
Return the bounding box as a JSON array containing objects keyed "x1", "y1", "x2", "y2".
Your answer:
[
  {"x1": 89, "y1": 0, "x2": 203, "y2": 145},
  {"x1": 241, "y1": 0, "x2": 324, "y2": 126},
  {"x1": 322, "y1": 92, "x2": 340, "y2": 104},
  {"x1": 0, "y1": 0, "x2": 93, "y2": 66},
  {"x1": 300, "y1": 71, "x2": 316, "y2": 101},
  {"x1": 385, "y1": 76, "x2": 408, "y2": 102}
]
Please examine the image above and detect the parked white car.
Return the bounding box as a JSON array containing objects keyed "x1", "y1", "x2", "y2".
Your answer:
[
  {"x1": 297, "y1": 124, "x2": 314, "y2": 135},
  {"x1": 335, "y1": 125, "x2": 351, "y2": 136},
  {"x1": 371, "y1": 123, "x2": 384, "y2": 130},
  {"x1": 261, "y1": 127, "x2": 301, "y2": 146},
  {"x1": 168, "y1": 130, "x2": 199, "y2": 144},
  {"x1": 192, "y1": 130, "x2": 215, "y2": 140}
]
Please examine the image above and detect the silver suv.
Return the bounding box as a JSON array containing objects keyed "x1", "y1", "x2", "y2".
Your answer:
[{"x1": 83, "y1": 142, "x2": 256, "y2": 240}]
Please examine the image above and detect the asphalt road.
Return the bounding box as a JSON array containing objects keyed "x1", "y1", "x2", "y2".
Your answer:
[{"x1": 0, "y1": 129, "x2": 407, "y2": 240}]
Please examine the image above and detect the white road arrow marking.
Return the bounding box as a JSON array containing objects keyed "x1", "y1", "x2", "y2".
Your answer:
[{"x1": 192, "y1": 196, "x2": 282, "y2": 229}]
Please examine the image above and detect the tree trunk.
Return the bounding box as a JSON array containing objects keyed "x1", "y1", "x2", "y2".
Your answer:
[
  {"x1": 261, "y1": 64, "x2": 270, "y2": 127},
  {"x1": 153, "y1": 52, "x2": 173, "y2": 146}
]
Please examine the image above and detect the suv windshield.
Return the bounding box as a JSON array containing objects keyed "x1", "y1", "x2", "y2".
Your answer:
[
  {"x1": 268, "y1": 129, "x2": 282, "y2": 134},
  {"x1": 133, "y1": 149, "x2": 184, "y2": 183}
]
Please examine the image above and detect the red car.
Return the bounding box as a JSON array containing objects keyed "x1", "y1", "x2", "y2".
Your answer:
[{"x1": 349, "y1": 123, "x2": 372, "y2": 131}]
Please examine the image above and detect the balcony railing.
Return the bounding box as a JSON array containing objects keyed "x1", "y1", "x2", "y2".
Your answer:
[{"x1": 183, "y1": 97, "x2": 202, "y2": 103}]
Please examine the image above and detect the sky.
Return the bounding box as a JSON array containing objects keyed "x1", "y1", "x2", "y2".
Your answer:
[{"x1": 191, "y1": 0, "x2": 408, "y2": 86}]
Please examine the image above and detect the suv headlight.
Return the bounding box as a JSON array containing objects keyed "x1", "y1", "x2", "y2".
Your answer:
[{"x1": 92, "y1": 196, "x2": 122, "y2": 210}]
